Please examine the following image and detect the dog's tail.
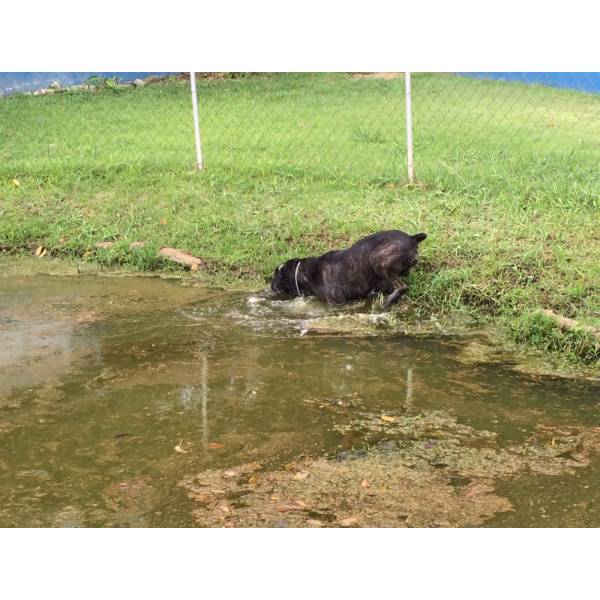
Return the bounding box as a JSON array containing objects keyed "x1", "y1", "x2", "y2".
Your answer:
[{"x1": 413, "y1": 232, "x2": 427, "y2": 243}]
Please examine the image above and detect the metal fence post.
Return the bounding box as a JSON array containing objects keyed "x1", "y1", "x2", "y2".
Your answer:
[
  {"x1": 190, "y1": 71, "x2": 204, "y2": 170},
  {"x1": 405, "y1": 72, "x2": 415, "y2": 183}
]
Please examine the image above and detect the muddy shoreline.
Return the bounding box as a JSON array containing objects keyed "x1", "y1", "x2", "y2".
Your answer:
[{"x1": 1, "y1": 255, "x2": 597, "y2": 381}]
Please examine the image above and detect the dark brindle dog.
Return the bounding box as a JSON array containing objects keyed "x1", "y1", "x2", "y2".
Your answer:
[{"x1": 271, "y1": 230, "x2": 427, "y2": 309}]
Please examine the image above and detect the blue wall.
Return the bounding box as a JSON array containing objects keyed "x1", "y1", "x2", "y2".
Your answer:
[
  {"x1": 462, "y1": 72, "x2": 600, "y2": 94},
  {"x1": 0, "y1": 72, "x2": 176, "y2": 95},
  {"x1": 2, "y1": 72, "x2": 600, "y2": 96}
]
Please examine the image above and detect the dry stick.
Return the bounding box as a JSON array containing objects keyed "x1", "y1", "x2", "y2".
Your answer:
[
  {"x1": 538, "y1": 309, "x2": 600, "y2": 340},
  {"x1": 158, "y1": 247, "x2": 203, "y2": 270},
  {"x1": 95, "y1": 241, "x2": 203, "y2": 271}
]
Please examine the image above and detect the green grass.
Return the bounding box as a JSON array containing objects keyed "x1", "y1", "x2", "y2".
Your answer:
[{"x1": 1, "y1": 72, "x2": 599, "y2": 366}]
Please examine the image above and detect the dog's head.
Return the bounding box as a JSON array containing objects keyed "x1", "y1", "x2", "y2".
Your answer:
[
  {"x1": 400, "y1": 232, "x2": 427, "y2": 276},
  {"x1": 270, "y1": 259, "x2": 300, "y2": 294}
]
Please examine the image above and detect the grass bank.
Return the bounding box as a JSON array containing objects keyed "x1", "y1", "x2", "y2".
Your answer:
[{"x1": 1, "y1": 73, "x2": 599, "y2": 366}]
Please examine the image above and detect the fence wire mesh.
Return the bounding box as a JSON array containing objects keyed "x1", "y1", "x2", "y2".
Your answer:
[
  {"x1": 193, "y1": 72, "x2": 408, "y2": 180},
  {"x1": 411, "y1": 72, "x2": 600, "y2": 187},
  {"x1": 2, "y1": 72, "x2": 600, "y2": 188}
]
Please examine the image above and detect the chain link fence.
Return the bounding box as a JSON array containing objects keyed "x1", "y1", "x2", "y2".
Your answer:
[
  {"x1": 189, "y1": 72, "x2": 408, "y2": 180},
  {"x1": 410, "y1": 72, "x2": 600, "y2": 187},
  {"x1": 2, "y1": 72, "x2": 600, "y2": 187}
]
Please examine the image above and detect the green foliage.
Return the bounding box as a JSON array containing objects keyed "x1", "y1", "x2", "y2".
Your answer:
[
  {"x1": 84, "y1": 75, "x2": 121, "y2": 90},
  {"x1": 509, "y1": 313, "x2": 600, "y2": 366},
  {"x1": 1, "y1": 73, "x2": 599, "y2": 364}
]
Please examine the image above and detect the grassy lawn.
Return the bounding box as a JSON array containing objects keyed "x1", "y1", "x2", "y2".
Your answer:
[{"x1": 1, "y1": 72, "x2": 599, "y2": 365}]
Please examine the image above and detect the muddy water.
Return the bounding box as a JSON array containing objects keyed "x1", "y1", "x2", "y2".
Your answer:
[{"x1": 0, "y1": 275, "x2": 598, "y2": 527}]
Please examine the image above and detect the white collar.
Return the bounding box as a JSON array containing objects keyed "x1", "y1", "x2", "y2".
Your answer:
[{"x1": 294, "y1": 260, "x2": 302, "y2": 296}]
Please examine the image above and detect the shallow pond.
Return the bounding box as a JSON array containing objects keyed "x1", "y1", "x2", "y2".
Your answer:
[{"x1": 0, "y1": 275, "x2": 598, "y2": 527}]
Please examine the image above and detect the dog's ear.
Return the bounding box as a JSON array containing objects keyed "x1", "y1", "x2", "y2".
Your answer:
[{"x1": 413, "y1": 232, "x2": 427, "y2": 243}]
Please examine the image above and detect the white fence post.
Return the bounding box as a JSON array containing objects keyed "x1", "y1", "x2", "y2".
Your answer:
[
  {"x1": 405, "y1": 72, "x2": 415, "y2": 183},
  {"x1": 190, "y1": 71, "x2": 204, "y2": 170}
]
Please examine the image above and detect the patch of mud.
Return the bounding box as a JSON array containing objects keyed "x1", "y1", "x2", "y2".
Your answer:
[
  {"x1": 453, "y1": 338, "x2": 517, "y2": 366},
  {"x1": 101, "y1": 476, "x2": 162, "y2": 526},
  {"x1": 54, "y1": 505, "x2": 86, "y2": 528},
  {"x1": 511, "y1": 425, "x2": 600, "y2": 476},
  {"x1": 351, "y1": 72, "x2": 404, "y2": 80},
  {"x1": 179, "y1": 457, "x2": 511, "y2": 528},
  {"x1": 0, "y1": 256, "x2": 84, "y2": 277},
  {"x1": 179, "y1": 410, "x2": 600, "y2": 527},
  {"x1": 453, "y1": 336, "x2": 600, "y2": 382}
]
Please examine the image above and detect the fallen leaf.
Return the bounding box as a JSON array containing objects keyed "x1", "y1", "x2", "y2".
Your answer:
[
  {"x1": 207, "y1": 442, "x2": 224, "y2": 450},
  {"x1": 174, "y1": 440, "x2": 188, "y2": 454},
  {"x1": 248, "y1": 476, "x2": 259, "y2": 485},
  {"x1": 11, "y1": 178, "x2": 20, "y2": 187},
  {"x1": 361, "y1": 479, "x2": 370, "y2": 488},
  {"x1": 35, "y1": 246, "x2": 47, "y2": 258},
  {"x1": 339, "y1": 517, "x2": 360, "y2": 527},
  {"x1": 75, "y1": 311, "x2": 100, "y2": 324},
  {"x1": 159, "y1": 219, "x2": 167, "y2": 225},
  {"x1": 307, "y1": 519, "x2": 323, "y2": 527},
  {"x1": 381, "y1": 415, "x2": 396, "y2": 422},
  {"x1": 275, "y1": 504, "x2": 301, "y2": 513},
  {"x1": 193, "y1": 492, "x2": 214, "y2": 505},
  {"x1": 294, "y1": 500, "x2": 308, "y2": 508},
  {"x1": 270, "y1": 495, "x2": 280, "y2": 501}
]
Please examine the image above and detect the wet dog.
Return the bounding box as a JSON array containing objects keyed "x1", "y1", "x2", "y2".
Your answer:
[{"x1": 271, "y1": 230, "x2": 427, "y2": 309}]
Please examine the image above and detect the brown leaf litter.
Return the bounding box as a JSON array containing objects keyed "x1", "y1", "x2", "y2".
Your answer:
[{"x1": 179, "y1": 409, "x2": 600, "y2": 528}]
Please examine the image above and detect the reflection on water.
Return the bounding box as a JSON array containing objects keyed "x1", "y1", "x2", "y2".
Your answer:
[{"x1": 0, "y1": 275, "x2": 598, "y2": 527}]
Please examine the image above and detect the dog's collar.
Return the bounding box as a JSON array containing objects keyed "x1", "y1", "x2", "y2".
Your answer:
[{"x1": 294, "y1": 260, "x2": 302, "y2": 296}]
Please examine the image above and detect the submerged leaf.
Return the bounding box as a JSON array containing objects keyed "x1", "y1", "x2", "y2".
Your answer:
[
  {"x1": 307, "y1": 519, "x2": 323, "y2": 527},
  {"x1": 275, "y1": 504, "x2": 302, "y2": 512},
  {"x1": 174, "y1": 440, "x2": 188, "y2": 454},
  {"x1": 207, "y1": 442, "x2": 224, "y2": 450}
]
